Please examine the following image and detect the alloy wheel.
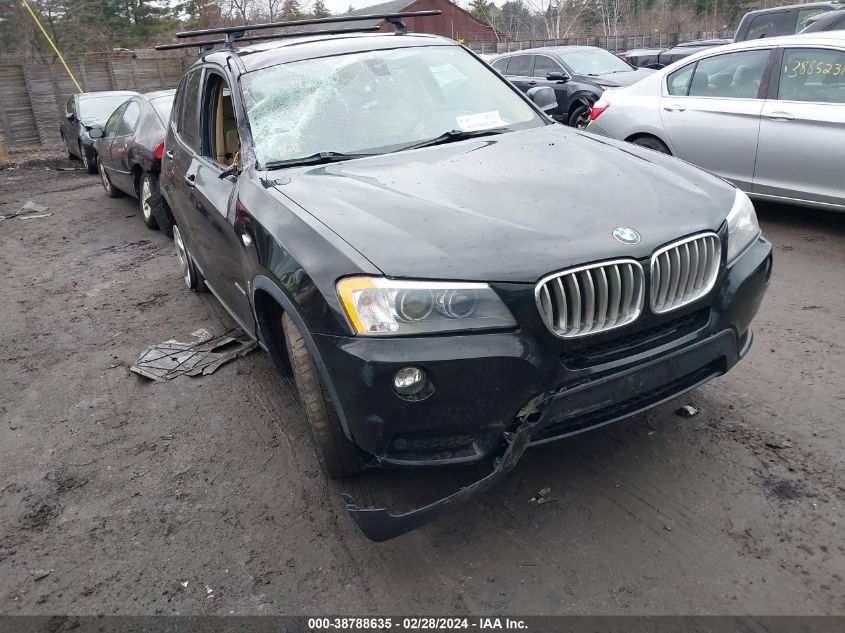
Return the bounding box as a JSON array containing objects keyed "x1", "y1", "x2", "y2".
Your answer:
[
  {"x1": 141, "y1": 177, "x2": 152, "y2": 221},
  {"x1": 172, "y1": 225, "x2": 193, "y2": 289},
  {"x1": 80, "y1": 144, "x2": 89, "y2": 170},
  {"x1": 99, "y1": 161, "x2": 110, "y2": 193}
]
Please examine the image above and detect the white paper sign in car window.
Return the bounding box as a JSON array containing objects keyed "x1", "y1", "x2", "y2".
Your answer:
[{"x1": 456, "y1": 111, "x2": 506, "y2": 132}]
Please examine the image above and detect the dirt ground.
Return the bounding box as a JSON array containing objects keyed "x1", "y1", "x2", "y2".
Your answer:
[{"x1": 0, "y1": 155, "x2": 843, "y2": 616}]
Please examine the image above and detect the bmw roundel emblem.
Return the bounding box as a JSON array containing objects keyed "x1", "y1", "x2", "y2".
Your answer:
[{"x1": 612, "y1": 227, "x2": 641, "y2": 244}]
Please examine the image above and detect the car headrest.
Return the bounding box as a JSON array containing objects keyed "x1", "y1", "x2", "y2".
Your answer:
[{"x1": 733, "y1": 65, "x2": 756, "y2": 86}]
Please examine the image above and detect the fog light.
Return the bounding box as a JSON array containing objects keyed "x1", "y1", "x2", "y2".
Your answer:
[{"x1": 393, "y1": 366, "x2": 426, "y2": 396}]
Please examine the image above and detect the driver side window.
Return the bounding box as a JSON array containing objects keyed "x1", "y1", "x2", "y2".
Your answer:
[
  {"x1": 533, "y1": 55, "x2": 563, "y2": 78},
  {"x1": 201, "y1": 73, "x2": 239, "y2": 167}
]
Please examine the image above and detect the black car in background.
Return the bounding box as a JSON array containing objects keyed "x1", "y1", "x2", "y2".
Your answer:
[
  {"x1": 60, "y1": 91, "x2": 138, "y2": 173},
  {"x1": 492, "y1": 46, "x2": 653, "y2": 127},
  {"x1": 624, "y1": 39, "x2": 732, "y2": 69},
  {"x1": 802, "y1": 7, "x2": 845, "y2": 31},
  {"x1": 158, "y1": 19, "x2": 771, "y2": 542},
  {"x1": 91, "y1": 90, "x2": 176, "y2": 235},
  {"x1": 626, "y1": 1, "x2": 844, "y2": 68}
]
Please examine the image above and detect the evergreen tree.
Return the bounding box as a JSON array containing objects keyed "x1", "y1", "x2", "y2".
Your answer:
[
  {"x1": 312, "y1": 0, "x2": 331, "y2": 18},
  {"x1": 281, "y1": 0, "x2": 300, "y2": 19}
]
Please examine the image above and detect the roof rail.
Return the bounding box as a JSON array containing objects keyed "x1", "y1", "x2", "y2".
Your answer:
[
  {"x1": 174, "y1": 11, "x2": 441, "y2": 46},
  {"x1": 154, "y1": 26, "x2": 381, "y2": 52}
]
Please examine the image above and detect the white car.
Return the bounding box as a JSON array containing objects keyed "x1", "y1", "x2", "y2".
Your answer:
[{"x1": 586, "y1": 32, "x2": 845, "y2": 212}]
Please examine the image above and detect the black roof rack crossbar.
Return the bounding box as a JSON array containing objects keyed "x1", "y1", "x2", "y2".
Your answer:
[
  {"x1": 175, "y1": 11, "x2": 441, "y2": 40},
  {"x1": 154, "y1": 26, "x2": 381, "y2": 52}
]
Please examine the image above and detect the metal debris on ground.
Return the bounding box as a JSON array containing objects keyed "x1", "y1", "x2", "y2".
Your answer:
[
  {"x1": 529, "y1": 487, "x2": 552, "y2": 505},
  {"x1": 0, "y1": 200, "x2": 50, "y2": 222},
  {"x1": 30, "y1": 569, "x2": 52, "y2": 581},
  {"x1": 130, "y1": 328, "x2": 256, "y2": 382},
  {"x1": 675, "y1": 405, "x2": 699, "y2": 418}
]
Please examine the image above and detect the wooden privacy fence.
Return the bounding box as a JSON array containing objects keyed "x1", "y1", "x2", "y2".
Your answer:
[{"x1": 0, "y1": 50, "x2": 194, "y2": 150}]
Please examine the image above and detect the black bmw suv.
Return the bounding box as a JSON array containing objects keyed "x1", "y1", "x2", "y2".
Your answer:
[{"x1": 158, "y1": 14, "x2": 772, "y2": 541}]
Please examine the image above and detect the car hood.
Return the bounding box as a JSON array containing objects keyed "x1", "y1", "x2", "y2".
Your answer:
[
  {"x1": 271, "y1": 125, "x2": 735, "y2": 283},
  {"x1": 583, "y1": 68, "x2": 655, "y2": 87}
]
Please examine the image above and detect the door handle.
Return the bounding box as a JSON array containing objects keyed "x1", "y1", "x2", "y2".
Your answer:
[
  {"x1": 184, "y1": 173, "x2": 196, "y2": 187},
  {"x1": 528, "y1": 80, "x2": 537, "y2": 85},
  {"x1": 764, "y1": 111, "x2": 795, "y2": 121},
  {"x1": 663, "y1": 104, "x2": 686, "y2": 112}
]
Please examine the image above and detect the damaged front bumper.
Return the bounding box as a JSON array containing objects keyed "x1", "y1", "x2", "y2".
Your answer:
[
  {"x1": 332, "y1": 237, "x2": 772, "y2": 541},
  {"x1": 343, "y1": 419, "x2": 537, "y2": 542}
]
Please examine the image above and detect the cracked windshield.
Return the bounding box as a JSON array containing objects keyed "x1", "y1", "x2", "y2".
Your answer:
[{"x1": 242, "y1": 45, "x2": 542, "y2": 166}]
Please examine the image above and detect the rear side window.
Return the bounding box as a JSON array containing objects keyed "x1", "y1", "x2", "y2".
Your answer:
[
  {"x1": 151, "y1": 96, "x2": 174, "y2": 124},
  {"x1": 117, "y1": 101, "x2": 140, "y2": 136},
  {"x1": 687, "y1": 50, "x2": 770, "y2": 99},
  {"x1": 178, "y1": 70, "x2": 202, "y2": 150},
  {"x1": 778, "y1": 47, "x2": 845, "y2": 104},
  {"x1": 67, "y1": 97, "x2": 75, "y2": 116},
  {"x1": 796, "y1": 9, "x2": 829, "y2": 32},
  {"x1": 491, "y1": 57, "x2": 508, "y2": 73},
  {"x1": 506, "y1": 55, "x2": 532, "y2": 76},
  {"x1": 667, "y1": 63, "x2": 695, "y2": 95},
  {"x1": 746, "y1": 12, "x2": 793, "y2": 39}
]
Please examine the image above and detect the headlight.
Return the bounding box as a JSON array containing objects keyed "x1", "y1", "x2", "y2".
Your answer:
[
  {"x1": 336, "y1": 277, "x2": 517, "y2": 335},
  {"x1": 726, "y1": 189, "x2": 760, "y2": 264}
]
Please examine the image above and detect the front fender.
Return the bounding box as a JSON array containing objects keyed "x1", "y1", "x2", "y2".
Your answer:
[{"x1": 251, "y1": 274, "x2": 354, "y2": 439}]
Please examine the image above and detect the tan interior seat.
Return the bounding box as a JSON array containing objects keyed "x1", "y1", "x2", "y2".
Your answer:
[{"x1": 215, "y1": 89, "x2": 238, "y2": 165}]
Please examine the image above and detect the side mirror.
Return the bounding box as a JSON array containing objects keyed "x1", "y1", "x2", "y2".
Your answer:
[
  {"x1": 88, "y1": 126, "x2": 104, "y2": 139},
  {"x1": 65, "y1": 112, "x2": 74, "y2": 120},
  {"x1": 219, "y1": 149, "x2": 241, "y2": 180},
  {"x1": 528, "y1": 86, "x2": 558, "y2": 113},
  {"x1": 546, "y1": 71, "x2": 569, "y2": 82}
]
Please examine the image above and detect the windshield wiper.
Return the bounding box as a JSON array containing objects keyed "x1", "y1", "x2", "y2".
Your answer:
[
  {"x1": 397, "y1": 127, "x2": 511, "y2": 152},
  {"x1": 265, "y1": 151, "x2": 374, "y2": 170}
]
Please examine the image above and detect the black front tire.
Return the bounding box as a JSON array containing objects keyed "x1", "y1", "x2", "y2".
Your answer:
[
  {"x1": 98, "y1": 160, "x2": 121, "y2": 198},
  {"x1": 80, "y1": 142, "x2": 97, "y2": 174},
  {"x1": 568, "y1": 103, "x2": 592, "y2": 129},
  {"x1": 282, "y1": 313, "x2": 362, "y2": 479},
  {"x1": 631, "y1": 136, "x2": 671, "y2": 154}
]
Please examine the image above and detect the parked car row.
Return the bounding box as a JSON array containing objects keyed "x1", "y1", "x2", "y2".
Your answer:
[
  {"x1": 61, "y1": 89, "x2": 177, "y2": 234},
  {"x1": 490, "y1": 46, "x2": 654, "y2": 128},
  {"x1": 61, "y1": 90, "x2": 138, "y2": 173}
]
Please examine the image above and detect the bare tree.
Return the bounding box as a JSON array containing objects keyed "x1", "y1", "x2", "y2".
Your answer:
[
  {"x1": 595, "y1": 0, "x2": 627, "y2": 37},
  {"x1": 228, "y1": 0, "x2": 255, "y2": 24}
]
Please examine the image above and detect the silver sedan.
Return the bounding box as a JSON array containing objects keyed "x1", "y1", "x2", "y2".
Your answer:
[{"x1": 586, "y1": 32, "x2": 845, "y2": 212}]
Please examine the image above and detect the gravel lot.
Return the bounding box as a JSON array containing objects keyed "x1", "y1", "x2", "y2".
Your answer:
[{"x1": 1, "y1": 156, "x2": 843, "y2": 615}]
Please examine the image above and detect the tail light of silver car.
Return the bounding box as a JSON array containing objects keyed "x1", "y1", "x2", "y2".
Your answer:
[
  {"x1": 650, "y1": 233, "x2": 721, "y2": 314},
  {"x1": 536, "y1": 260, "x2": 645, "y2": 338},
  {"x1": 589, "y1": 98, "x2": 611, "y2": 121}
]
